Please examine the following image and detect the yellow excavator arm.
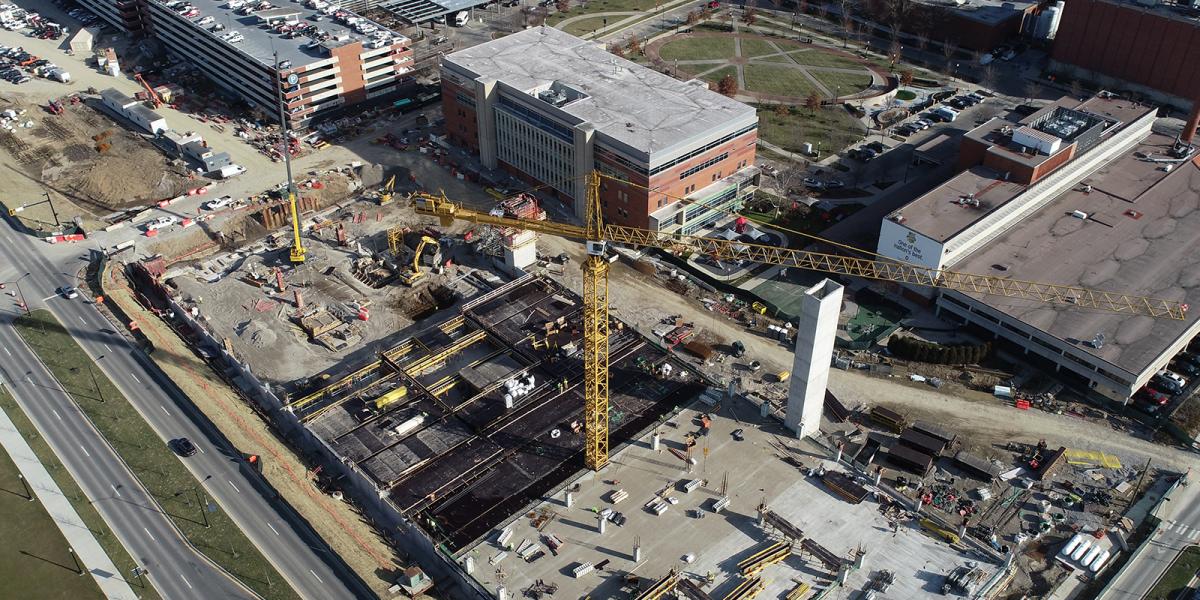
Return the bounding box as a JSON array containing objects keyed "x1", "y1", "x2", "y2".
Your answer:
[{"x1": 412, "y1": 190, "x2": 1187, "y2": 320}]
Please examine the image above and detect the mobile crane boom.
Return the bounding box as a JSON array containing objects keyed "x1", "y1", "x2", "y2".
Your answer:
[{"x1": 413, "y1": 171, "x2": 1187, "y2": 470}]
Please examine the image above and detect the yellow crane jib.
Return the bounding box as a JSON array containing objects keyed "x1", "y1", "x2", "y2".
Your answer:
[{"x1": 410, "y1": 170, "x2": 1187, "y2": 473}]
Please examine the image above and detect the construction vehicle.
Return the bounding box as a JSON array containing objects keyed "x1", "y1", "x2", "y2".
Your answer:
[
  {"x1": 397, "y1": 235, "x2": 440, "y2": 286},
  {"x1": 134, "y1": 72, "x2": 162, "y2": 108},
  {"x1": 414, "y1": 171, "x2": 1187, "y2": 471},
  {"x1": 378, "y1": 174, "x2": 396, "y2": 206},
  {"x1": 46, "y1": 99, "x2": 64, "y2": 115}
]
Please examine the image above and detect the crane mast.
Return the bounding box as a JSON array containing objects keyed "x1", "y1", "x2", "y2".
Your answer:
[{"x1": 274, "y1": 52, "x2": 305, "y2": 264}]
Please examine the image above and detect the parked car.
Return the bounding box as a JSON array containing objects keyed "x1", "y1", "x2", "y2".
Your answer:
[
  {"x1": 914, "y1": 119, "x2": 932, "y2": 129},
  {"x1": 1155, "y1": 370, "x2": 1188, "y2": 394},
  {"x1": 203, "y1": 195, "x2": 235, "y2": 210},
  {"x1": 1172, "y1": 361, "x2": 1200, "y2": 378},
  {"x1": 1135, "y1": 386, "x2": 1170, "y2": 406},
  {"x1": 171, "y1": 437, "x2": 198, "y2": 457},
  {"x1": 823, "y1": 180, "x2": 845, "y2": 189},
  {"x1": 803, "y1": 177, "x2": 823, "y2": 189},
  {"x1": 143, "y1": 216, "x2": 179, "y2": 231},
  {"x1": 866, "y1": 141, "x2": 885, "y2": 153}
]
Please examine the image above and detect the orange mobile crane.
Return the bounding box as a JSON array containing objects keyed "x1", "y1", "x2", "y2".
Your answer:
[
  {"x1": 134, "y1": 73, "x2": 162, "y2": 108},
  {"x1": 414, "y1": 171, "x2": 1187, "y2": 471}
]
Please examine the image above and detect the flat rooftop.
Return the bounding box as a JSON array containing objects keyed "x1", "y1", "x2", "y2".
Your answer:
[
  {"x1": 301, "y1": 276, "x2": 701, "y2": 551},
  {"x1": 463, "y1": 399, "x2": 997, "y2": 598},
  {"x1": 147, "y1": 0, "x2": 408, "y2": 67},
  {"x1": 898, "y1": 96, "x2": 1155, "y2": 243},
  {"x1": 442, "y1": 26, "x2": 757, "y2": 158},
  {"x1": 914, "y1": 0, "x2": 1037, "y2": 24},
  {"x1": 378, "y1": 0, "x2": 478, "y2": 23},
  {"x1": 950, "y1": 133, "x2": 1200, "y2": 375}
]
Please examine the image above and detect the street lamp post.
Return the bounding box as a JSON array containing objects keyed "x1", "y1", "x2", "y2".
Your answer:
[
  {"x1": 17, "y1": 473, "x2": 33, "y2": 501},
  {"x1": 87, "y1": 355, "x2": 105, "y2": 403},
  {"x1": 0, "y1": 272, "x2": 32, "y2": 316},
  {"x1": 68, "y1": 547, "x2": 83, "y2": 576}
]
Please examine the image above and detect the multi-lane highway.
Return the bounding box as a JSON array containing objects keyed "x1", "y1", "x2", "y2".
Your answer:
[
  {"x1": 0, "y1": 217, "x2": 371, "y2": 599},
  {"x1": 1100, "y1": 479, "x2": 1200, "y2": 600}
]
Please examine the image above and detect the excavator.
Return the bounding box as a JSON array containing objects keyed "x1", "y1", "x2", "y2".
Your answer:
[
  {"x1": 413, "y1": 171, "x2": 1187, "y2": 472},
  {"x1": 134, "y1": 72, "x2": 162, "y2": 108},
  {"x1": 397, "y1": 234, "x2": 440, "y2": 287},
  {"x1": 378, "y1": 174, "x2": 397, "y2": 206}
]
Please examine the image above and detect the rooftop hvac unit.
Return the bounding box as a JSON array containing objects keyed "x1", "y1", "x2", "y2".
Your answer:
[
  {"x1": 572, "y1": 562, "x2": 594, "y2": 578},
  {"x1": 683, "y1": 479, "x2": 702, "y2": 493},
  {"x1": 1071, "y1": 210, "x2": 1088, "y2": 220}
]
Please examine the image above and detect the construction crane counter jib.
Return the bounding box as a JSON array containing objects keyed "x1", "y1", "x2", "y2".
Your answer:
[{"x1": 411, "y1": 171, "x2": 1187, "y2": 471}]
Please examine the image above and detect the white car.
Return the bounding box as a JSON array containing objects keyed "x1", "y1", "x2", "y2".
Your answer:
[
  {"x1": 204, "y1": 195, "x2": 235, "y2": 210},
  {"x1": 1156, "y1": 370, "x2": 1188, "y2": 390},
  {"x1": 144, "y1": 216, "x2": 179, "y2": 231}
]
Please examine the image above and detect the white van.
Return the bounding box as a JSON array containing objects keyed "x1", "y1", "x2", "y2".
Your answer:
[
  {"x1": 933, "y1": 106, "x2": 958, "y2": 122},
  {"x1": 453, "y1": 10, "x2": 468, "y2": 26}
]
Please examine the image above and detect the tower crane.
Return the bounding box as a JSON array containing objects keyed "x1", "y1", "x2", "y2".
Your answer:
[
  {"x1": 273, "y1": 52, "x2": 305, "y2": 264},
  {"x1": 413, "y1": 171, "x2": 1188, "y2": 471}
]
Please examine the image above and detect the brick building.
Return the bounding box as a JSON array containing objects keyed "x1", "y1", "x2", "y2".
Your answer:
[
  {"x1": 1050, "y1": 0, "x2": 1200, "y2": 110},
  {"x1": 441, "y1": 26, "x2": 760, "y2": 232}
]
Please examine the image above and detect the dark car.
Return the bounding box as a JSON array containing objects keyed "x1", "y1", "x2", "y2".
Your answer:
[
  {"x1": 1172, "y1": 361, "x2": 1200, "y2": 378},
  {"x1": 172, "y1": 437, "x2": 198, "y2": 457},
  {"x1": 1135, "y1": 386, "x2": 1170, "y2": 405},
  {"x1": 731, "y1": 428, "x2": 745, "y2": 441},
  {"x1": 866, "y1": 141, "x2": 885, "y2": 153}
]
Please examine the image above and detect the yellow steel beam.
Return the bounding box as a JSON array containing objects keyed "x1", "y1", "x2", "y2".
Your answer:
[
  {"x1": 739, "y1": 542, "x2": 792, "y2": 577},
  {"x1": 723, "y1": 577, "x2": 765, "y2": 600},
  {"x1": 633, "y1": 571, "x2": 679, "y2": 600},
  {"x1": 404, "y1": 329, "x2": 487, "y2": 376}
]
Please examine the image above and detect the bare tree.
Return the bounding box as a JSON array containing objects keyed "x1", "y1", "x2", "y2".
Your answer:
[
  {"x1": 771, "y1": 166, "x2": 806, "y2": 216},
  {"x1": 1069, "y1": 79, "x2": 1084, "y2": 99},
  {"x1": 805, "y1": 91, "x2": 823, "y2": 113},
  {"x1": 774, "y1": 103, "x2": 790, "y2": 118},
  {"x1": 743, "y1": 7, "x2": 757, "y2": 25},
  {"x1": 1022, "y1": 79, "x2": 1040, "y2": 104},
  {"x1": 626, "y1": 35, "x2": 641, "y2": 55},
  {"x1": 899, "y1": 69, "x2": 914, "y2": 86},
  {"x1": 815, "y1": 2, "x2": 828, "y2": 20},
  {"x1": 941, "y1": 38, "x2": 959, "y2": 78},
  {"x1": 555, "y1": 0, "x2": 569, "y2": 12},
  {"x1": 979, "y1": 64, "x2": 997, "y2": 92},
  {"x1": 609, "y1": 43, "x2": 626, "y2": 58},
  {"x1": 914, "y1": 31, "x2": 929, "y2": 52},
  {"x1": 889, "y1": 39, "x2": 903, "y2": 69},
  {"x1": 840, "y1": 13, "x2": 854, "y2": 47},
  {"x1": 798, "y1": 0, "x2": 809, "y2": 14},
  {"x1": 718, "y1": 74, "x2": 738, "y2": 96}
]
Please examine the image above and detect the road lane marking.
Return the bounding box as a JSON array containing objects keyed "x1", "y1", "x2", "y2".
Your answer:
[
  {"x1": 111, "y1": 484, "x2": 121, "y2": 497},
  {"x1": 160, "y1": 405, "x2": 170, "y2": 416},
  {"x1": 52, "y1": 409, "x2": 62, "y2": 421},
  {"x1": 41, "y1": 295, "x2": 57, "y2": 301},
  {"x1": 143, "y1": 527, "x2": 155, "y2": 541},
  {"x1": 79, "y1": 445, "x2": 90, "y2": 457},
  {"x1": 104, "y1": 344, "x2": 112, "y2": 352},
  {"x1": 310, "y1": 569, "x2": 323, "y2": 583},
  {"x1": 78, "y1": 316, "x2": 86, "y2": 324},
  {"x1": 179, "y1": 574, "x2": 192, "y2": 589},
  {"x1": 228, "y1": 480, "x2": 241, "y2": 493},
  {"x1": 2, "y1": 346, "x2": 9, "y2": 356},
  {"x1": 131, "y1": 373, "x2": 141, "y2": 383},
  {"x1": 267, "y1": 523, "x2": 279, "y2": 536}
]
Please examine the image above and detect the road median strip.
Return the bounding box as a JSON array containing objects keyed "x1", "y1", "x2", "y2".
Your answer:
[{"x1": 13, "y1": 309, "x2": 298, "y2": 600}]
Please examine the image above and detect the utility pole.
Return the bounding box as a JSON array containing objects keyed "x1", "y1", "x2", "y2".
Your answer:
[
  {"x1": 69, "y1": 547, "x2": 83, "y2": 576},
  {"x1": 87, "y1": 356, "x2": 105, "y2": 403},
  {"x1": 17, "y1": 473, "x2": 33, "y2": 501}
]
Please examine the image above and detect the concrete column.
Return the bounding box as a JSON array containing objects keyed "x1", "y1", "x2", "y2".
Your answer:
[
  {"x1": 785, "y1": 279, "x2": 843, "y2": 438},
  {"x1": 633, "y1": 545, "x2": 642, "y2": 562},
  {"x1": 597, "y1": 516, "x2": 606, "y2": 534},
  {"x1": 474, "y1": 78, "x2": 498, "y2": 169},
  {"x1": 651, "y1": 433, "x2": 660, "y2": 451},
  {"x1": 497, "y1": 585, "x2": 507, "y2": 600},
  {"x1": 564, "y1": 491, "x2": 573, "y2": 508},
  {"x1": 464, "y1": 555, "x2": 475, "y2": 575},
  {"x1": 759, "y1": 401, "x2": 769, "y2": 418},
  {"x1": 571, "y1": 123, "x2": 595, "y2": 220}
]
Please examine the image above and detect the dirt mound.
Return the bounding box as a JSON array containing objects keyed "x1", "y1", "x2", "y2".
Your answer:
[{"x1": 70, "y1": 153, "x2": 190, "y2": 208}]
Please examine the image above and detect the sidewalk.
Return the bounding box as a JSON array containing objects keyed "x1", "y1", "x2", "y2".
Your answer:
[{"x1": 0, "y1": 402, "x2": 139, "y2": 600}]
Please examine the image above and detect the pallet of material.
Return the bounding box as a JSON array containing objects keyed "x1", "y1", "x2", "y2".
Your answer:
[
  {"x1": 953, "y1": 450, "x2": 1002, "y2": 482},
  {"x1": 677, "y1": 578, "x2": 713, "y2": 600},
  {"x1": 899, "y1": 428, "x2": 947, "y2": 457},
  {"x1": 723, "y1": 576, "x2": 764, "y2": 600},
  {"x1": 800, "y1": 538, "x2": 844, "y2": 570},
  {"x1": 853, "y1": 433, "x2": 884, "y2": 466},
  {"x1": 869, "y1": 406, "x2": 907, "y2": 432},
  {"x1": 633, "y1": 571, "x2": 678, "y2": 600},
  {"x1": 762, "y1": 509, "x2": 805, "y2": 541},
  {"x1": 887, "y1": 444, "x2": 934, "y2": 476},
  {"x1": 911, "y1": 420, "x2": 956, "y2": 446},
  {"x1": 1034, "y1": 446, "x2": 1068, "y2": 481},
  {"x1": 824, "y1": 389, "x2": 850, "y2": 422},
  {"x1": 821, "y1": 470, "x2": 870, "y2": 504}
]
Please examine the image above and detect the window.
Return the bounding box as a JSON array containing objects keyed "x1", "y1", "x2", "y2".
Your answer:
[{"x1": 679, "y1": 152, "x2": 728, "y2": 180}]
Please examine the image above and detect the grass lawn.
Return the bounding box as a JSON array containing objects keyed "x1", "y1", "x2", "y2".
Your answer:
[
  {"x1": 0, "y1": 388, "x2": 160, "y2": 600},
  {"x1": 1147, "y1": 545, "x2": 1200, "y2": 600},
  {"x1": 738, "y1": 38, "x2": 783, "y2": 59},
  {"x1": 810, "y1": 70, "x2": 873, "y2": 95},
  {"x1": 0, "y1": 415, "x2": 104, "y2": 600},
  {"x1": 561, "y1": 15, "x2": 612, "y2": 36},
  {"x1": 756, "y1": 104, "x2": 865, "y2": 157},
  {"x1": 743, "y1": 64, "x2": 817, "y2": 96},
  {"x1": 696, "y1": 65, "x2": 737, "y2": 84},
  {"x1": 658, "y1": 37, "x2": 735, "y2": 61},
  {"x1": 14, "y1": 311, "x2": 298, "y2": 600},
  {"x1": 788, "y1": 48, "x2": 863, "y2": 70},
  {"x1": 545, "y1": 0, "x2": 659, "y2": 25}
]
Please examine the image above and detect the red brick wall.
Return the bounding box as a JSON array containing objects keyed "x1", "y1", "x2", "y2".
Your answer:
[
  {"x1": 331, "y1": 42, "x2": 367, "y2": 105},
  {"x1": 595, "y1": 130, "x2": 756, "y2": 229},
  {"x1": 441, "y1": 79, "x2": 479, "y2": 153},
  {"x1": 1052, "y1": 0, "x2": 1200, "y2": 100},
  {"x1": 980, "y1": 143, "x2": 1074, "y2": 185},
  {"x1": 957, "y1": 137, "x2": 991, "y2": 171},
  {"x1": 1030, "y1": 144, "x2": 1076, "y2": 182}
]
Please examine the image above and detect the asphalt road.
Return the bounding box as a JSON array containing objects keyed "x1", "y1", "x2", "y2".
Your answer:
[
  {"x1": 1101, "y1": 480, "x2": 1200, "y2": 600},
  {"x1": 0, "y1": 219, "x2": 370, "y2": 600}
]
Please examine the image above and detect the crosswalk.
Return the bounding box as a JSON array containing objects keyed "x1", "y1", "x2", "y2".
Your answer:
[{"x1": 1161, "y1": 520, "x2": 1200, "y2": 541}]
